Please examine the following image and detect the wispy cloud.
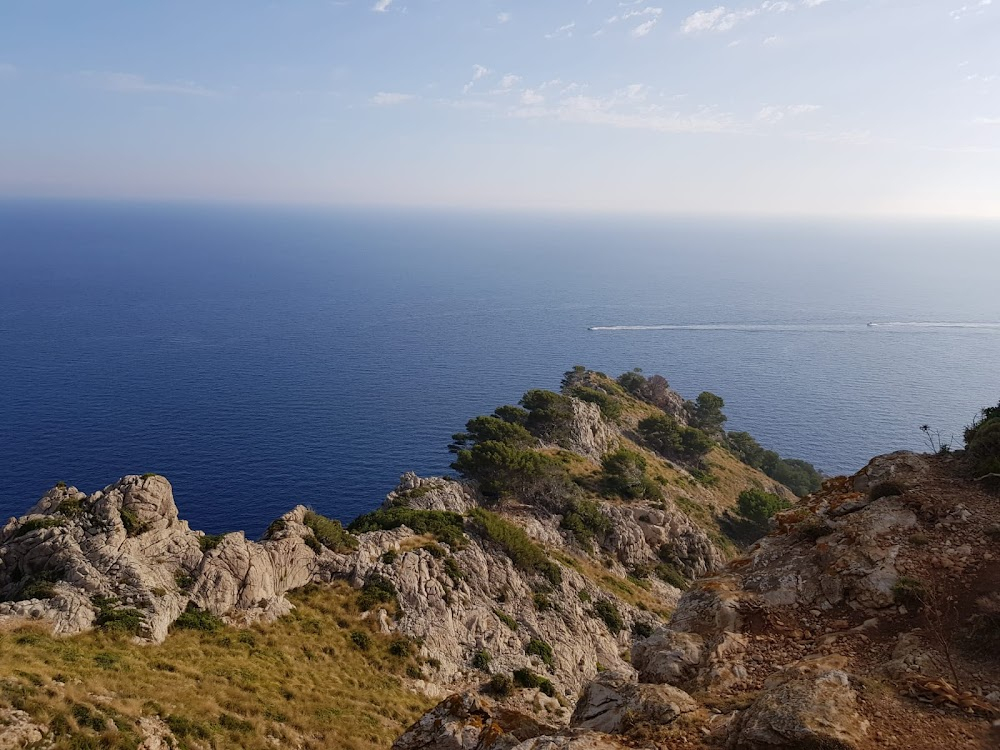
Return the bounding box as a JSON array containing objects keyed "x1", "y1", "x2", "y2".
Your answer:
[
  {"x1": 462, "y1": 64, "x2": 491, "y2": 94},
  {"x1": 973, "y1": 116, "x2": 1000, "y2": 124},
  {"x1": 497, "y1": 12, "x2": 511, "y2": 24},
  {"x1": 521, "y1": 89, "x2": 544, "y2": 106},
  {"x1": 756, "y1": 103, "x2": 820, "y2": 123},
  {"x1": 632, "y1": 19, "x2": 658, "y2": 37},
  {"x1": 372, "y1": 0, "x2": 393, "y2": 13},
  {"x1": 951, "y1": 0, "x2": 992, "y2": 20},
  {"x1": 545, "y1": 21, "x2": 576, "y2": 39},
  {"x1": 79, "y1": 71, "x2": 214, "y2": 96},
  {"x1": 499, "y1": 74, "x2": 521, "y2": 90},
  {"x1": 681, "y1": 1, "x2": 797, "y2": 34},
  {"x1": 370, "y1": 91, "x2": 415, "y2": 105},
  {"x1": 600, "y1": 6, "x2": 662, "y2": 37}
]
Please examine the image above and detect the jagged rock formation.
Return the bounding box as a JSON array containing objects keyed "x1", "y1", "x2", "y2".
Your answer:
[{"x1": 398, "y1": 451, "x2": 1000, "y2": 749}]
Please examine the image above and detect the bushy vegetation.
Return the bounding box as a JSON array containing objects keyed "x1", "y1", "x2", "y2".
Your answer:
[
  {"x1": 449, "y1": 415, "x2": 535, "y2": 452},
  {"x1": 616, "y1": 369, "x2": 674, "y2": 410},
  {"x1": 357, "y1": 574, "x2": 398, "y2": 612},
  {"x1": 488, "y1": 673, "x2": 514, "y2": 697},
  {"x1": 637, "y1": 414, "x2": 713, "y2": 462},
  {"x1": 349, "y1": 507, "x2": 466, "y2": 549},
  {"x1": 304, "y1": 511, "x2": 359, "y2": 553},
  {"x1": 13, "y1": 517, "x2": 65, "y2": 538},
  {"x1": 471, "y1": 649, "x2": 491, "y2": 671},
  {"x1": 525, "y1": 638, "x2": 555, "y2": 669},
  {"x1": 11, "y1": 570, "x2": 63, "y2": 602},
  {"x1": 520, "y1": 389, "x2": 577, "y2": 444},
  {"x1": 173, "y1": 603, "x2": 225, "y2": 632},
  {"x1": 737, "y1": 488, "x2": 791, "y2": 526},
  {"x1": 592, "y1": 599, "x2": 624, "y2": 634},
  {"x1": 494, "y1": 610, "x2": 518, "y2": 631},
  {"x1": 965, "y1": 400, "x2": 1000, "y2": 476},
  {"x1": 199, "y1": 533, "x2": 227, "y2": 552},
  {"x1": 452, "y1": 440, "x2": 569, "y2": 502},
  {"x1": 560, "y1": 498, "x2": 611, "y2": 546},
  {"x1": 93, "y1": 597, "x2": 144, "y2": 636},
  {"x1": 600, "y1": 448, "x2": 660, "y2": 500},
  {"x1": 687, "y1": 392, "x2": 728, "y2": 433},
  {"x1": 567, "y1": 385, "x2": 623, "y2": 420},
  {"x1": 726, "y1": 431, "x2": 822, "y2": 497},
  {"x1": 512, "y1": 668, "x2": 556, "y2": 696},
  {"x1": 469, "y1": 509, "x2": 562, "y2": 585}
]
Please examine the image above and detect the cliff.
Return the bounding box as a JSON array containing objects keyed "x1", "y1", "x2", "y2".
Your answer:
[{"x1": 2, "y1": 369, "x2": 993, "y2": 748}]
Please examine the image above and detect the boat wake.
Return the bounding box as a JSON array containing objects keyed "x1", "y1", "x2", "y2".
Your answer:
[{"x1": 588, "y1": 322, "x2": 1000, "y2": 332}]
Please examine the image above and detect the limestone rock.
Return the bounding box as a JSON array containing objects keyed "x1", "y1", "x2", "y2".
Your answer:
[
  {"x1": 392, "y1": 693, "x2": 555, "y2": 750},
  {"x1": 631, "y1": 629, "x2": 704, "y2": 686},
  {"x1": 512, "y1": 730, "x2": 629, "y2": 750},
  {"x1": 728, "y1": 667, "x2": 869, "y2": 750},
  {"x1": 0, "y1": 708, "x2": 49, "y2": 749},
  {"x1": 562, "y1": 399, "x2": 615, "y2": 462},
  {"x1": 570, "y1": 671, "x2": 696, "y2": 734}
]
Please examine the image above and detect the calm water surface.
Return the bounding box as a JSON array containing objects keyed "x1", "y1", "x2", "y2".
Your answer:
[{"x1": 1, "y1": 201, "x2": 997, "y2": 535}]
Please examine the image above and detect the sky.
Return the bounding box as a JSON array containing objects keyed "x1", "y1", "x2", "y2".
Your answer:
[{"x1": 1, "y1": 1, "x2": 999, "y2": 217}]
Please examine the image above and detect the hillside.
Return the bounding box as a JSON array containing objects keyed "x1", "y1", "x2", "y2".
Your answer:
[{"x1": 0, "y1": 367, "x2": 858, "y2": 749}]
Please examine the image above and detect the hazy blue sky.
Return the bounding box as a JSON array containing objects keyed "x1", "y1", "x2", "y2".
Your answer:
[{"x1": 1, "y1": 1, "x2": 998, "y2": 216}]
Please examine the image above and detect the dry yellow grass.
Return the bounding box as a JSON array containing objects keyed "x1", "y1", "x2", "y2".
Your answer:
[{"x1": 0, "y1": 583, "x2": 435, "y2": 749}]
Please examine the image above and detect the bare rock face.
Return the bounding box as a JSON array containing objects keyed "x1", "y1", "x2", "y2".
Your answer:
[
  {"x1": 385, "y1": 473, "x2": 477, "y2": 514},
  {"x1": 392, "y1": 693, "x2": 556, "y2": 750},
  {"x1": 0, "y1": 477, "x2": 323, "y2": 642},
  {"x1": 0, "y1": 708, "x2": 49, "y2": 749},
  {"x1": 511, "y1": 731, "x2": 629, "y2": 749},
  {"x1": 631, "y1": 629, "x2": 705, "y2": 685},
  {"x1": 728, "y1": 666, "x2": 869, "y2": 749},
  {"x1": 569, "y1": 671, "x2": 696, "y2": 734},
  {"x1": 562, "y1": 399, "x2": 616, "y2": 462}
]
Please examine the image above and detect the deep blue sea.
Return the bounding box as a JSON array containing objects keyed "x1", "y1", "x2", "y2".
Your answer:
[{"x1": 2, "y1": 201, "x2": 998, "y2": 536}]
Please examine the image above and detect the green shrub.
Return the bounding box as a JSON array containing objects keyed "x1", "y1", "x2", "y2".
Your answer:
[
  {"x1": 737, "y1": 488, "x2": 791, "y2": 525},
  {"x1": 119, "y1": 507, "x2": 148, "y2": 536},
  {"x1": 727, "y1": 432, "x2": 822, "y2": 496},
  {"x1": 592, "y1": 600, "x2": 624, "y2": 634},
  {"x1": 10, "y1": 570, "x2": 63, "y2": 601},
  {"x1": 173, "y1": 603, "x2": 224, "y2": 632},
  {"x1": 471, "y1": 649, "x2": 491, "y2": 671},
  {"x1": 577, "y1": 590, "x2": 592, "y2": 603},
  {"x1": 966, "y1": 411, "x2": 1000, "y2": 476},
  {"x1": 165, "y1": 715, "x2": 211, "y2": 739},
  {"x1": 421, "y1": 543, "x2": 446, "y2": 559},
  {"x1": 357, "y1": 574, "x2": 398, "y2": 611},
  {"x1": 443, "y1": 557, "x2": 464, "y2": 583},
  {"x1": 303, "y1": 535, "x2": 323, "y2": 553},
  {"x1": 198, "y1": 534, "x2": 226, "y2": 552},
  {"x1": 349, "y1": 507, "x2": 466, "y2": 549},
  {"x1": 533, "y1": 593, "x2": 553, "y2": 612},
  {"x1": 512, "y1": 668, "x2": 555, "y2": 696},
  {"x1": 13, "y1": 517, "x2": 65, "y2": 538},
  {"x1": 449, "y1": 415, "x2": 535, "y2": 452},
  {"x1": 388, "y1": 638, "x2": 412, "y2": 657},
  {"x1": 56, "y1": 499, "x2": 83, "y2": 518},
  {"x1": 349, "y1": 630, "x2": 371, "y2": 650},
  {"x1": 469, "y1": 509, "x2": 561, "y2": 585},
  {"x1": 93, "y1": 597, "x2": 144, "y2": 636},
  {"x1": 219, "y1": 713, "x2": 253, "y2": 733},
  {"x1": 688, "y1": 392, "x2": 727, "y2": 433},
  {"x1": 653, "y1": 563, "x2": 689, "y2": 591},
  {"x1": 600, "y1": 449, "x2": 659, "y2": 500},
  {"x1": 569, "y1": 386, "x2": 622, "y2": 420},
  {"x1": 638, "y1": 415, "x2": 712, "y2": 462},
  {"x1": 488, "y1": 673, "x2": 514, "y2": 697},
  {"x1": 264, "y1": 518, "x2": 287, "y2": 537},
  {"x1": 452, "y1": 440, "x2": 570, "y2": 503},
  {"x1": 560, "y1": 499, "x2": 611, "y2": 546},
  {"x1": 381, "y1": 549, "x2": 398, "y2": 564},
  {"x1": 632, "y1": 621, "x2": 654, "y2": 639},
  {"x1": 525, "y1": 638, "x2": 554, "y2": 668},
  {"x1": 520, "y1": 389, "x2": 576, "y2": 444},
  {"x1": 494, "y1": 610, "x2": 518, "y2": 630},
  {"x1": 174, "y1": 570, "x2": 194, "y2": 590},
  {"x1": 303, "y1": 511, "x2": 359, "y2": 553},
  {"x1": 893, "y1": 576, "x2": 925, "y2": 608}
]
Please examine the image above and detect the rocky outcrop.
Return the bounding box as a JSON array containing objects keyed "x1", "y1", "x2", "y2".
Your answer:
[
  {"x1": 569, "y1": 671, "x2": 696, "y2": 733},
  {"x1": 562, "y1": 399, "x2": 616, "y2": 462}
]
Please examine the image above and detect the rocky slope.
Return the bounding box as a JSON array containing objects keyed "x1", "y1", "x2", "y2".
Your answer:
[
  {"x1": 0, "y1": 367, "x2": 828, "y2": 748},
  {"x1": 396, "y1": 450, "x2": 1000, "y2": 750}
]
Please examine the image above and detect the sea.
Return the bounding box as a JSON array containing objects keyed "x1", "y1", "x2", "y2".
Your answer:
[{"x1": 1, "y1": 200, "x2": 998, "y2": 537}]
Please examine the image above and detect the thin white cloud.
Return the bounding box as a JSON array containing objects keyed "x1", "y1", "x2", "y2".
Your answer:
[
  {"x1": 372, "y1": 0, "x2": 393, "y2": 12},
  {"x1": 951, "y1": 0, "x2": 992, "y2": 20},
  {"x1": 79, "y1": 71, "x2": 214, "y2": 96},
  {"x1": 973, "y1": 116, "x2": 1000, "y2": 124},
  {"x1": 756, "y1": 103, "x2": 820, "y2": 123},
  {"x1": 462, "y1": 64, "x2": 491, "y2": 94},
  {"x1": 499, "y1": 74, "x2": 521, "y2": 90},
  {"x1": 681, "y1": 1, "x2": 796, "y2": 34},
  {"x1": 497, "y1": 12, "x2": 511, "y2": 24},
  {"x1": 545, "y1": 21, "x2": 576, "y2": 39},
  {"x1": 520, "y1": 89, "x2": 545, "y2": 106},
  {"x1": 632, "y1": 19, "x2": 658, "y2": 37},
  {"x1": 370, "y1": 91, "x2": 415, "y2": 105}
]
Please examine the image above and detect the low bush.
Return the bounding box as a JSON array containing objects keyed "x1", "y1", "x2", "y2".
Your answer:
[
  {"x1": 965, "y1": 408, "x2": 1000, "y2": 476},
  {"x1": 638, "y1": 415, "x2": 713, "y2": 462},
  {"x1": 488, "y1": 673, "x2": 514, "y2": 697},
  {"x1": 892, "y1": 576, "x2": 925, "y2": 608},
  {"x1": 569, "y1": 385, "x2": 622, "y2": 420},
  {"x1": 560, "y1": 498, "x2": 611, "y2": 546},
  {"x1": 471, "y1": 649, "x2": 491, "y2": 671},
  {"x1": 470, "y1": 508, "x2": 562, "y2": 585},
  {"x1": 199, "y1": 534, "x2": 226, "y2": 552},
  {"x1": 93, "y1": 597, "x2": 144, "y2": 636},
  {"x1": 727, "y1": 431, "x2": 822, "y2": 497},
  {"x1": 443, "y1": 557, "x2": 464, "y2": 583},
  {"x1": 349, "y1": 507, "x2": 466, "y2": 549},
  {"x1": 173, "y1": 603, "x2": 224, "y2": 632},
  {"x1": 13, "y1": 517, "x2": 65, "y2": 539},
  {"x1": 512, "y1": 668, "x2": 555, "y2": 696},
  {"x1": 349, "y1": 630, "x2": 371, "y2": 650},
  {"x1": 600, "y1": 449, "x2": 660, "y2": 500},
  {"x1": 357, "y1": 574, "x2": 398, "y2": 612},
  {"x1": 494, "y1": 610, "x2": 518, "y2": 631},
  {"x1": 525, "y1": 638, "x2": 554, "y2": 669},
  {"x1": 304, "y1": 511, "x2": 359, "y2": 553},
  {"x1": 737, "y1": 488, "x2": 791, "y2": 526},
  {"x1": 632, "y1": 621, "x2": 654, "y2": 639},
  {"x1": 592, "y1": 600, "x2": 624, "y2": 634}
]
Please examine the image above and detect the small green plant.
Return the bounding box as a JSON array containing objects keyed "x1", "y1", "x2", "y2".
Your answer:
[
  {"x1": 388, "y1": 638, "x2": 412, "y2": 658},
  {"x1": 349, "y1": 507, "x2": 467, "y2": 548},
  {"x1": 173, "y1": 603, "x2": 224, "y2": 632},
  {"x1": 13, "y1": 517, "x2": 65, "y2": 538},
  {"x1": 443, "y1": 557, "x2": 464, "y2": 583},
  {"x1": 577, "y1": 590, "x2": 592, "y2": 603},
  {"x1": 93, "y1": 596, "x2": 144, "y2": 636},
  {"x1": 653, "y1": 561, "x2": 689, "y2": 591},
  {"x1": 909, "y1": 532, "x2": 930, "y2": 546},
  {"x1": 533, "y1": 592, "x2": 553, "y2": 612},
  {"x1": 349, "y1": 630, "x2": 371, "y2": 651},
  {"x1": 119, "y1": 507, "x2": 148, "y2": 536},
  {"x1": 304, "y1": 511, "x2": 359, "y2": 553},
  {"x1": 219, "y1": 713, "x2": 253, "y2": 733},
  {"x1": 488, "y1": 673, "x2": 514, "y2": 697},
  {"x1": 174, "y1": 570, "x2": 194, "y2": 590},
  {"x1": 381, "y1": 549, "x2": 398, "y2": 564},
  {"x1": 525, "y1": 638, "x2": 554, "y2": 669},
  {"x1": 357, "y1": 574, "x2": 398, "y2": 611},
  {"x1": 560, "y1": 498, "x2": 611, "y2": 546},
  {"x1": 265, "y1": 518, "x2": 287, "y2": 536},
  {"x1": 421, "y1": 543, "x2": 446, "y2": 559},
  {"x1": 737, "y1": 488, "x2": 791, "y2": 525},
  {"x1": 471, "y1": 649, "x2": 491, "y2": 671},
  {"x1": 494, "y1": 610, "x2": 518, "y2": 631},
  {"x1": 632, "y1": 621, "x2": 654, "y2": 639},
  {"x1": 592, "y1": 599, "x2": 624, "y2": 634},
  {"x1": 512, "y1": 668, "x2": 555, "y2": 696},
  {"x1": 199, "y1": 534, "x2": 226, "y2": 552},
  {"x1": 56, "y1": 499, "x2": 83, "y2": 517}
]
